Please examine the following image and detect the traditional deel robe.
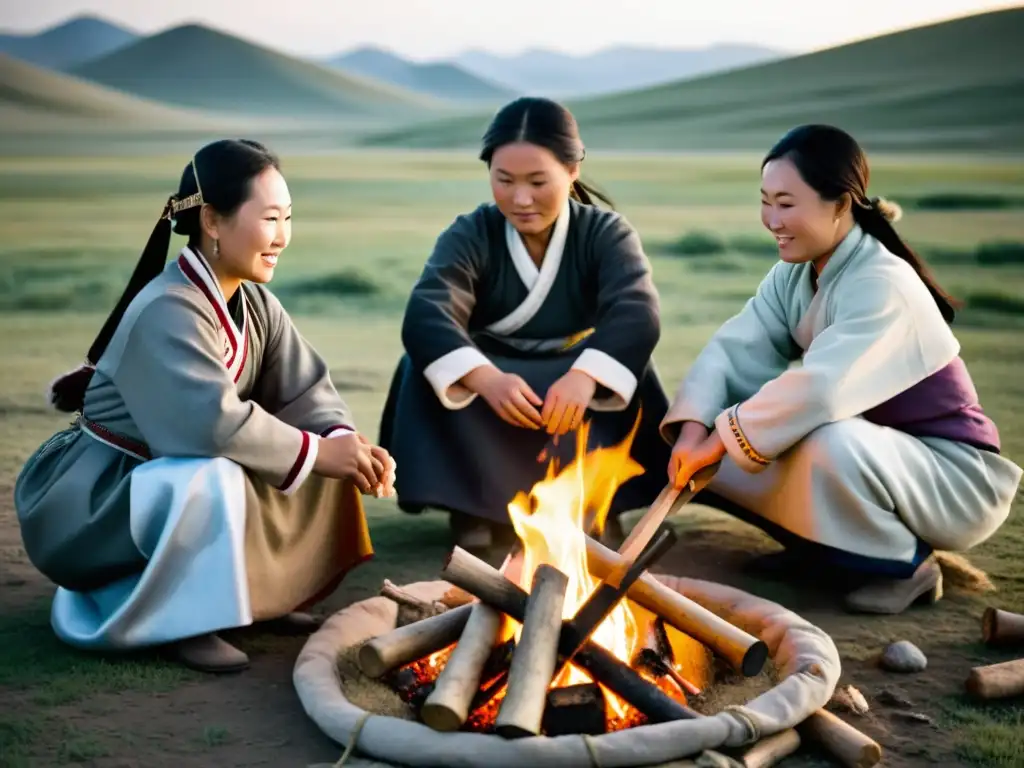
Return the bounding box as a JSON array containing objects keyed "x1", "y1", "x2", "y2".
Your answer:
[
  {"x1": 14, "y1": 246, "x2": 373, "y2": 650},
  {"x1": 661, "y1": 224, "x2": 1023, "y2": 576},
  {"x1": 378, "y1": 197, "x2": 672, "y2": 524}
]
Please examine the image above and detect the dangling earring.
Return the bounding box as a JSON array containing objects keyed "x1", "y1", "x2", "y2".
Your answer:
[{"x1": 213, "y1": 238, "x2": 220, "y2": 258}]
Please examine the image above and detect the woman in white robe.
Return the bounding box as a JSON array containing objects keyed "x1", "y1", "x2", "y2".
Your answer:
[
  {"x1": 661, "y1": 125, "x2": 1022, "y2": 614},
  {"x1": 15, "y1": 139, "x2": 395, "y2": 672}
]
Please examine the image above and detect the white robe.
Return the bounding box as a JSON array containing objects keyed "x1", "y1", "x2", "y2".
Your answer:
[{"x1": 661, "y1": 224, "x2": 1022, "y2": 568}]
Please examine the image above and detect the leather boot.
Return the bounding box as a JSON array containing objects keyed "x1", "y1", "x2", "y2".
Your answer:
[
  {"x1": 843, "y1": 555, "x2": 943, "y2": 615},
  {"x1": 170, "y1": 633, "x2": 250, "y2": 673},
  {"x1": 262, "y1": 612, "x2": 323, "y2": 635}
]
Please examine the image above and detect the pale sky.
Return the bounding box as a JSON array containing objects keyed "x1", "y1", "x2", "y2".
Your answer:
[{"x1": 1, "y1": 0, "x2": 1019, "y2": 60}]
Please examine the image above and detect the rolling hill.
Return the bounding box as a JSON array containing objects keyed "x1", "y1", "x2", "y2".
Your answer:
[
  {"x1": 328, "y1": 46, "x2": 516, "y2": 102},
  {"x1": 452, "y1": 44, "x2": 785, "y2": 98},
  {"x1": 71, "y1": 24, "x2": 446, "y2": 121},
  {"x1": 361, "y1": 8, "x2": 1024, "y2": 153},
  {"x1": 0, "y1": 52, "x2": 220, "y2": 128},
  {"x1": 0, "y1": 15, "x2": 138, "y2": 71}
]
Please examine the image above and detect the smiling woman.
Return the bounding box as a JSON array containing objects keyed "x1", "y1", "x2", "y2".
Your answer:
[
  {"x1": 661, "y1": 124, "x2": 1023, "y2": 615},
  {"x1": 13, "y1": 139, "x2": 395, "y2": 674},
  {"x1": 378, "y1": 97, "x2": 673, "y2": 550}
]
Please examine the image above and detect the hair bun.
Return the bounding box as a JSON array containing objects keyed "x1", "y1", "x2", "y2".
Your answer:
[{"x1": 872, "y1": 196, "x2": 903, "y2": 223}]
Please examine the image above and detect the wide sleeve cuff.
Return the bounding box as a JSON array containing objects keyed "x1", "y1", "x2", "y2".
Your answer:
[
  {"x1": 321, "y1": 425, "x2": 355, "y2": 438},
  {"x1": 571, "y1": 348, "x2": 637, "y2": 412},
  {"x1": 422, "y1": 346, "x2": 491, "y2": 410},
  {"x1": 659, "y1": 402, "x2": 720, "y2": 445},
  {"x1": 714, "y1": 404, "x2": 772, "y2": 474},
  {"x1": 277, "y1": 430, "x2": 319, "y2": 495}
]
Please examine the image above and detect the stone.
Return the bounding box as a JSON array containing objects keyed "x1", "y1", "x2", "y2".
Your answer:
[
  {"x1": 831, "y1": 685, "x2": 870, "y2": 714},
  {"x1": 876, "y1": 687, "x2": 914, "y2": 709},
  {"x1": 878, "y1": 640, "x2": 927, "y2": 673},
  {"x1": 892, "y1": 711, "x2": 936, "y2": 727}
]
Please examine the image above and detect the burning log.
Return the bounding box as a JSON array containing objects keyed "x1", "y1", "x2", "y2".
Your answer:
[
  {"x1": 797, "y1": 710, "x2": 882, "y2": 768},
  {"x1": 541, "y1": 682, "x2": 607, "y2": 737},
  {"x1": 440, "y1": 545, "x2": 701, "y2": 725},
  {"x1": 357, "y1": 603, "x2": 472, "y2": 678},
  {"x1": 495, "y1": 564, "x2": 569, "y2": 738},
  {"x1": 965, "y1": 657, "x2": 1024, "y2": 700},
  {"x1": 982, "y1": 607, "x2": 1024, "y2": 647},
  {"x1": 630, "y1": 617, "x2": 701, "y2": 697},
  {"x1": 585, "y1": 536, "x2": 768, "y2": 676},
  {"x1": 420, "y1": 603, "x2": 504, "y2": 732},
  {"x1": 738, "y1": 728, "x2": 801, "y2": 768}
]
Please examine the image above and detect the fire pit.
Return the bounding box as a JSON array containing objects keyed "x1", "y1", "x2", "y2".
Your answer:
[{"x1": 294, "y1": 429, "x2": 877, "y2": 767}]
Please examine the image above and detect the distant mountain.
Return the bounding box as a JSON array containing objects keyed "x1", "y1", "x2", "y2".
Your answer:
[
  {"x1": 72, "y1": 24, "x2": 444, "y2": 120},
  {"x1": 451, "y1": 43, "x2": 786, "y2": 97},
  {"x1": 0, "y1": 14, "x2": 138, "y2": 71},
  {"x1": 328, "y1": 46, "x2": 516, "y2": 102},
  {"x1": 362, "y1": 8, "x2": 1024, "y2": 153}
]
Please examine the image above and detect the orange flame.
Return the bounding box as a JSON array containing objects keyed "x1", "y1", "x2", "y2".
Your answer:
[{"x1": 507, "y1": 416, "x2": 645, "y2": 719}]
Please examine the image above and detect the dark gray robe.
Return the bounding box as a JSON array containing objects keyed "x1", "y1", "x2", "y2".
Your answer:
[{"x1": 379, "y1": 198, "x2": 672, "y2": 524}]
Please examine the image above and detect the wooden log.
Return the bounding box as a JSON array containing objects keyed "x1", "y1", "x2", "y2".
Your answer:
[
  {"x1": 982, "y1": 607, "x2": 1024, "y2": 647},
  {"x1": 495, "y1": 564, "x2": 569, "y2": 738},
  {"x1": 440, "y1": 546, "x2": 701, "y2": 724},
  {"x1": 357, "y1": 603, "x2": 472, "y2": 678},
  {"x1": 797, "y1": 709, "x2": 882, "y2": 768},
  {"x1": 631, "y1": 618, "x2": 700, "y2": 697},
  {"x1": 420, "y1": 603, "x2": 503, "y2": 732},
  {"x1": 541, "y1": 682, "x2": 607, "y2": 737},
  {"x1": 739, "y1": 728, "x2": 801, "y2": 768},
  {"x1": 965, "y1": 657, "x2": 1024, "y2": 700},
  {"x1": 585, "y1": 536, "x2": 768, "y2": 676}
]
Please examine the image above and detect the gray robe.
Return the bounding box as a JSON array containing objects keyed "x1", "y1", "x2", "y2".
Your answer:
[
  {"x1": 378, "y1": 198, "x2": 672, "y2": 524},
  {"x1": 14, "y1": 246, "x2": 373, "y2": 649}
]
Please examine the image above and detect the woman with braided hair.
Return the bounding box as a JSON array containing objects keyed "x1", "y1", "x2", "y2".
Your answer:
[
  {"x1": 15, "y1": 139, "x2": 394, "y2": 672},
  {"x1": 661, "y1": 124, "x2": 1022, "y2": 614}
]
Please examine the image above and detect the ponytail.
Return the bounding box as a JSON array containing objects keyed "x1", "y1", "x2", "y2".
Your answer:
[
  {"x1": 48, "y1": 181, "x2": 206, "y2": 413},
  {"x1": 570, "y1": 178, "x2": 614, "y2": 209},
  {"x1": 853, "y1": 196, "x2": 961, "y2": 324}
]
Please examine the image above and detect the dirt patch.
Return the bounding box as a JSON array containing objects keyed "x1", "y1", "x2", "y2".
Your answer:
[{"x1": 0, "y1": 489, "x2": 1018, "y2": 767}]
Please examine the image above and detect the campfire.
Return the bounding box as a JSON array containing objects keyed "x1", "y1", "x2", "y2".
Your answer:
[{"x1": 356, "y1": 423, "x2": 770, "y2": 739}]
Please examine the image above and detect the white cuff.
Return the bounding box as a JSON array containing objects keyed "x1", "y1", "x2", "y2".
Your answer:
[
  {"x1": 571, "y1": 348, "x2": 637, "y2": 412},
  {"x1": 322, "y1": 426, "x2": 354, "y2": 439},
  {"x1": 423, "y1": 346, "x2": 491, "y2": 410},
  {"x1": 714, "y1": 405, "x2": 771, "y2": 475},
  {"x1": 279, "y1": 430, "x2": 319, "y2": 496}
]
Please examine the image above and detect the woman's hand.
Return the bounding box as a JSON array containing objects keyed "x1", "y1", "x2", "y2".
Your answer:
[
  {"x1": 313, "y1": 432, "x2": 384, "y2": 493},
  {"x1": 541, "y1": 369, "x2": 597, "y2": 435},
  {"x1": 462, "y1": 365, "x2": 544, "y2": 429},
  {"x1": 361, "y1": 436, "x2": 397, "y2": 498},
  {"x1": 668, "y1": 421, "x2": 725, "y2": 490}
]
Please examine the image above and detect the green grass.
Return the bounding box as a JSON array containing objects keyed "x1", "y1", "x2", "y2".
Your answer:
[{"x1": 0, "y1": 148, "x2": 1022, "y2": 766}]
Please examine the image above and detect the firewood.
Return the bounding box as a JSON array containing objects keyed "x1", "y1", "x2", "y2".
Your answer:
[
  {"x1": 420, "y1": 602, "x2": 503, "y2": 732},
  {"x1": 965, "y1": 657, "x2": 1024, "y2": 700},
  {"x1": 982, "y1": 607, "x2": 1024, "y2": 647},
  {"x1": 738, "y1": 728, "x2": 801, "y2": 768},
  {"x1": 631, "y1": 617, "x2": 701, "y2": 696},
  {"x1": 495, "y1": 564, "x2": 569, "y2": 738},
  {"x1": 440, "y1": 546, "x2": 700, "y2": 724},
  {"x1": 380, "y1": 579, "x2": 450, "y2": 625},
  {"x1": 797, "y1": 709, "x2": 882, "y2": 768},
  {"x1": 541, "y1": 682, "x2": 607, "y2": 737},
  {"x1": 357, "y1": 603, "x2": 472, "y2": 678},
  {"x1": 585, "y1": 536, "x2": 768, "y2": 676}
]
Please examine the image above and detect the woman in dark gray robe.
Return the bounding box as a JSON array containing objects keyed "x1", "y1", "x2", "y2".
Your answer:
[{"x1": 379, "y1": 97, "x2": 672, "y2": 549}]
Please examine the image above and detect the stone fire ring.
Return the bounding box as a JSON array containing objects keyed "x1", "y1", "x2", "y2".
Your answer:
[{"x1": 293, "y1": 576, "x2": 841, "y2": 768}]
